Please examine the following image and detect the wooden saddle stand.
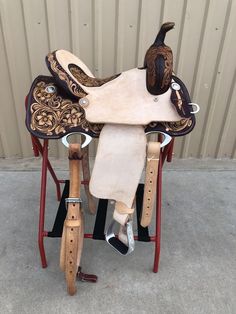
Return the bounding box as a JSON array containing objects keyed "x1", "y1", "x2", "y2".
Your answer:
[{"x1": 25, "y1": 22, "x2": 199, "y2": 295}]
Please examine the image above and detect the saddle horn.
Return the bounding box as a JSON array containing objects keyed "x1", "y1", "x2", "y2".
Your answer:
[{"x1": 144, "y1": 22, "x2": 175, "y2": 95}]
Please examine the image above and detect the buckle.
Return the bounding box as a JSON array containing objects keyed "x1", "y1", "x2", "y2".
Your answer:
[
  {"x1": 105, "y1": 219, "x2": 135, "y2": 256},
  {"x1": 65, "y1": 197, "x2": 82, "y2": 208}
]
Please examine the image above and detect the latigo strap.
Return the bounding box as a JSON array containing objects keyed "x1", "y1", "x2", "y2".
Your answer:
[
  {"x1": 81, "y1": 145, "x2": 97, "y2": 215},
  {"x1": 60, "y1": 144, "x2": 83, "y2": 295},
  {"x1": 141, "y1": 142, "x2": 161, "y2": 227}
]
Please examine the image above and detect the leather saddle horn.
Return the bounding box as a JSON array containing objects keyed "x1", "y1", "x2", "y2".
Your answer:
[{"x1": 144, "y1": 22, "x2": 175, "y2": 95}]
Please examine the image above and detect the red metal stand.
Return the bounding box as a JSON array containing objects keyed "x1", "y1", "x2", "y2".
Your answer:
[{"x1": 31, "y1": 135, "x2": 174, "y2": 271}]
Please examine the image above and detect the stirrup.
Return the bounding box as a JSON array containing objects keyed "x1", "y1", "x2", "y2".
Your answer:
[{"x1": 105, "y1": 219, "x2": 135, "y2": 256}]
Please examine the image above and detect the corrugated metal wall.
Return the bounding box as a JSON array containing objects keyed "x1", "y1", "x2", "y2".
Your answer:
[{"x1": 0, "y1": 0, "x2": 235, "y2": 159}]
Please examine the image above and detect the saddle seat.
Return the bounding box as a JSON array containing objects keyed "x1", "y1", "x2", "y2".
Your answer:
[{"x1": 47, "y1": 50, "x2": 192, "y2": 125}]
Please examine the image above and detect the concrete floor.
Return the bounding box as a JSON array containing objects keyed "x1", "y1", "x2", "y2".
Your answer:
[{"x1": 0, "y1": 158, "x2": 235, "y2": 314}]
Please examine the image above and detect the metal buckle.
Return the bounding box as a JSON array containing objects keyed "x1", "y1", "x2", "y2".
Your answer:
[
  {"x1": 105, "y1": 219, "x2": 135, "y2": 256},
  {"x1": 188, "y1": 102, "x2": 200, "y2": 114},
  {"x1": 61, "y1": 132, "x2": 92, "y2": 148},
  {"x1": 65, "y1": 197, "x2": 82, "y2": 208},
  {"x1": 145, "y1": 131, "x2": 172, "y2": 147}
]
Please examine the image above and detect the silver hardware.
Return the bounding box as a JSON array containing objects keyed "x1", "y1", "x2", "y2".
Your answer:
[
  {"x1": 61, "y1": 132, "x2": 92, "y2": 148},
  {"x1": 171, "y1": 82, "x2": 181, "y2": 91},
  {"x1": 145, "y1": 131, "x2": 172, "y2": 148},
  {"x1": 153, "y1": 97, "x2": 159, "y2": 102},
  {"x1": 79, "y1": 97, "x2": 89, "y2": 108},
  {"x1": 188, "y1": 103, "x2": 200, "y2": 114},
  {"x1": 65, "y1": 197, "x2": 82, "y2": 208},
  {"x1": 45, "y1": 85, "x2": 56, "y2": 93},
  {"x1": 105, "y1": 219, "x2": 135, "y2": 256}
]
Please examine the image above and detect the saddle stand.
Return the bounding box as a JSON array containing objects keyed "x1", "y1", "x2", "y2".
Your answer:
[{"x1": 27, "y1": 123, "x2": 173, "y2": 271}]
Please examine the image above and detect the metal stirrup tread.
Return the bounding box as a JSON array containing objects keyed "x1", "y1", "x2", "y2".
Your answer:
[{"x1": 105, "y1": 219, "x2": 135, "y2": 255}]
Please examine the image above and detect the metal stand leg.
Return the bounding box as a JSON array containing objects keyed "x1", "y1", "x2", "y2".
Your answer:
[
  {"x1": 167, "y1": 139, "x2": 174, "y2": 162},
  {"x1": 31, "y1": 135, "x2": 40, "y2": 157},
  {"x1": 33, "y1": 136, "x2": 61, "y2": 201},
  {"x1": 38, "y1": 139, "x2": 49, "y2": 268}
]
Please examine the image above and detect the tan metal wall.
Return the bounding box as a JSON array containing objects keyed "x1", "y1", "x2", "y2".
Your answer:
[{"x1": 0, "y1": 0, "x2": 235, "y2": 159}]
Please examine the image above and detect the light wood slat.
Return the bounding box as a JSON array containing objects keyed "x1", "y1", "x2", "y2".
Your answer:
[
  {"x1": 161, "y1": 0, "x2": 186, "y2": 68},
  {"x1": 92, "y1": 0, "x2": 103, "y2": 77},
  {"x1": 200, "y1": 0, "x2": 235, "y2": 158},
  {"x1": 22, "y1": 0, "x2": 58, "y2": 157},
  {"x1": 217, "y1": 72, "x2": 236, "y2": 158},
  {"x1": 177, "y1": 0, "x2": 208, "y2": 158},
  {"x1": 161, "y1": 0, "x2": 186, "y2": 158},
  {"x1": 45, "y1": 0, "x2": 71, "y2": 51},
  {"x1": 233, "y1": 144, "x2": 236, "y2": 159},
  {"x1": 177, "y1": 0, "x2": 207, "y2": 89},
  {"x1": 137, "y1": 0, "x2": 162, "y2": 66},
  {"x1": 115, "y1": 0, "x2": 140, "y2": 72},
  {"x1": 188, "y1": 0, "x2": 229, "y2": 158},
  {"x1": 70, "y1": 0, "x2": 94, "y2": 70},
  {"x1": 93, "y1": 0, "x2": 117, "y2": 77},
  {"x1": 0, "y1": 133, "x2": 5, "y2": 158},
  {"x1": 21, "y1": 0, "x2": 49, "y2": 77},
  {"x1": 0, "y1": 0, "x2": 33, "y2": 157},
  {"x1": 45, "y1": 0, "x2": 71, "y2": 158},
  {"x1": 0, "y1": 15, "x2": 22, "y2": 157}
]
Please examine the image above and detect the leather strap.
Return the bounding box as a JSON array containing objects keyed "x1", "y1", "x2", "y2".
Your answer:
[
  {"x1": 77, "y1": 267, "x2": 97, "y2": 283},
  {"x1": 141, "y1": 142, "x2": 160, "y2": 227},
  {"x1": 113, "y1": 201, "x2": 134, "y2": 216},
  {"x1": 115, "y1": 201, "x2": 134, "y2": 214},
  {"x1": 114, "y1": 204, "x2": 134, "y2": 246},
  {"x1": 65, "y1": 201, "x2": 81, "y2": 295},
  {"x1": 60, "y1": 144, "x2": 83, "y2": 295},
  {"x1": 81, "y1": 145, "x2": 96, "y2": 214},
  {"x1": 113, "y1": 209, "x2": 129, "y2": 226}
]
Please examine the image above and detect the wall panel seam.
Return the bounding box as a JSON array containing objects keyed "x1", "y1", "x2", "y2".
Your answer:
[
  {"x1": 199, "y1": 0, "x2": 232, "y2": 158},
  {"x1": 216, "y1": 69, "x2": 236, "y2": 157},
  {"x1": 0, "y1": 7, "x2": 23, "y2": 156}
]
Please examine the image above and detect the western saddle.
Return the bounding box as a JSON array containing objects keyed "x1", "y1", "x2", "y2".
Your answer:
[{"x1": 25, "y1": 22, "x2": 199, "y2": 295}]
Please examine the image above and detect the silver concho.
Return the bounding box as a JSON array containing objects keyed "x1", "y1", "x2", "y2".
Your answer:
[
  {"x1": 45, "y1": 85, "x2": 57, "y2": 93},
  {"x1": 171, "y1": 82, "x2": 181, "y2": 91},
  {"x1": 79, "y1": 97, "x2": 89, "y2": 108}
]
